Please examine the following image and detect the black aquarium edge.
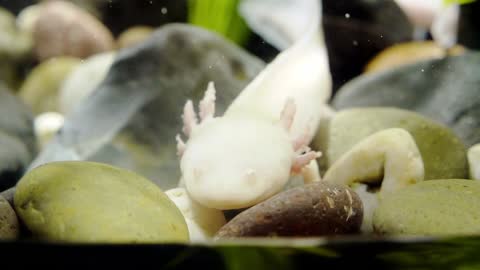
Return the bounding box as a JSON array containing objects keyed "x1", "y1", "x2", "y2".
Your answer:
[{"x1": 1, "y1": 236, "x2": 479, "y2": 269}]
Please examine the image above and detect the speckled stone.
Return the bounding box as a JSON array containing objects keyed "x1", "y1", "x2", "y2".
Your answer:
[{"x1": 216, "y1": 182, "x2": 363, "y2": 238}]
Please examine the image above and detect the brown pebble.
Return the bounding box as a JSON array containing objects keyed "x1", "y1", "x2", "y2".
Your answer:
[
  {"x1": 33, "y1": 1, "x2": 114, "y2": 60},
  {"x1": 216, "y1": 182, "x2": 363, "y2": 238},
  {"x1": 0, "y1": 195, "x2": 19, "y2": 240}
]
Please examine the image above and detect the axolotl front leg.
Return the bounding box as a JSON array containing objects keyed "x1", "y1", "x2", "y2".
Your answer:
[
  {"x1": 176, "y1": 82, "x2": 321, "y2": 210},
  {"x1": 280, "y1": 97, "x2": 322, "y2": 182}
]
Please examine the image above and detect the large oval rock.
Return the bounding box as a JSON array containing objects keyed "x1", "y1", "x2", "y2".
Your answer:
[
  {"x1": 33, "y1": 1, "x2": 114, "y2": 60},
  {"x1": 14, "y1": 161, "x2": 189, "y2": 243},
  {"x1": 314, "y1": 108, "x2": 468, "y2": 180},
  {"x1": 19, "y1": 57, "x2": 81, "y2": 114},
  {"x1": 373, "y1": 179, "x2": 480, "y2": 236},
  {"x1": 0, "y1": 195, "x2": 19, "y2": 240},
  {"x1": 215, "y1": 182, "x2": 363, "y2": 238},
  {"x1": 333, "y1": 52, "x2": 480, "y2": 147}
]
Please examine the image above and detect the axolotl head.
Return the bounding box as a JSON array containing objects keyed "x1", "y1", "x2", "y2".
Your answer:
[{"x1": 176, "y1": 83, "x2": 320, "y2": 210}]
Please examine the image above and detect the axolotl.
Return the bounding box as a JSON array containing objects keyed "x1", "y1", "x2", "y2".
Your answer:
[{"x1": 176, "y1": 0, "x2": 332, "y2": 210}]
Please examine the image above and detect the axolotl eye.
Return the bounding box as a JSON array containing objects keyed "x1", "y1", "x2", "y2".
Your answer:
[{"x1": 180, "y1": 116, "x2": 295, "y2": 210}]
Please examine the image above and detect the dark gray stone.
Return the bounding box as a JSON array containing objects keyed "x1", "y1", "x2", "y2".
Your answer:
[
  {"x1": 0, "y1": 86, "x2": 36, "y2": 156},
  {"x1": 0, "y1": 86, "x2": 36, "y2": 192},
  {"x1": 333, "y1": 52, "x2": 480, "y2": 147},
  {"x1": 0, "y1": 132, "x2": 31, "y2": 191}
]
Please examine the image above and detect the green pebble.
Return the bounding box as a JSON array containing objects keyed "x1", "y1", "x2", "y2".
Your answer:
[
  {"x1": 19, "y1": 57, "x2": 81, "y2": 114},
  {"x1": 315, "y1": 107, "x2": 468, "y2": 180},
  {"x1": 14, "y1": 161, "x2": 189, "y2": 243},
  {"x1": 373, "y1": 179, "x2": 480, "y2": 236}
]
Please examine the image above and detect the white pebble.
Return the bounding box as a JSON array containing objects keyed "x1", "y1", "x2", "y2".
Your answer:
[
  {"x1": 34, "y1": 112, "x2": 65, "y2": 148},
  {"x1": 468, "y1": 144, "x2": 480, "y2": 180}
]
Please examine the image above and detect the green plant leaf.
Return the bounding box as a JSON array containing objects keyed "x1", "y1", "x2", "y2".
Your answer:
[
  {"x1": 444, "y1": 0, "x2": 476, "y2": 5},
  {"x1": 187, "y1": 0, "x2": 251, "y2": 45}
]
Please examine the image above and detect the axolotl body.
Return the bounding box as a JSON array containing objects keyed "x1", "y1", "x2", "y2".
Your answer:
[{"x1": 176, "y1": 0, "x2": 332, "y2": 210}]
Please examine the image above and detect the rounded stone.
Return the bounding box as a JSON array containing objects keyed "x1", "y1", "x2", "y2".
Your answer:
[
  {"x1": 0, "y1": 195, "x2": 19, "y2": 240},
  {"x1": 33, "y1": 1, "x2": 114, "y2": 60},
  {"x1": 0, "y1": 6, "x2": 32, "y2": 59},
  {"x1": 19, "y1": 57, "x2": 81, "y2": 114},
  {"x1": 365, "y1": 41, "x2": 465, "y2": 74},
  {"x1": 0, "y1": 7, "x2": 33, "y2": 89},
  {"x1": 17, "y1": 4, "x2": 41, "y2": 36},
  {"x1": 116, "y1": 26, "x2": 154, "y2": 49},
  {"x1": 373, "y1": 179, "x2": 480, "y2": 236},
  {"x1": 314, "y1": 107, "x2": 468, "y2": 180},
  {"x1": 332, "y1": 53, "x2": 480, "y2": 147},
  {"x1": 14, "y1": 161, "x2": 189, "y2": 243},
  {"x1": 215, "y1": 182, "x2": 363, "y2": 238}
]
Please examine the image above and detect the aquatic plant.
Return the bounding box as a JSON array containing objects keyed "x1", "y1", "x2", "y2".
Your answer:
[
  {"x1": 187, "y1": 0, "x2": 250, "y2": 45},
  {"x1": 444, "y1": 0, "x2": 476, "y2": 4}
]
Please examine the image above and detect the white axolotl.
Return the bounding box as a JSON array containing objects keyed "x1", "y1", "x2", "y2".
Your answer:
[{"x1": 176, "y1": 0, "x2": 332, "y2": 210}]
